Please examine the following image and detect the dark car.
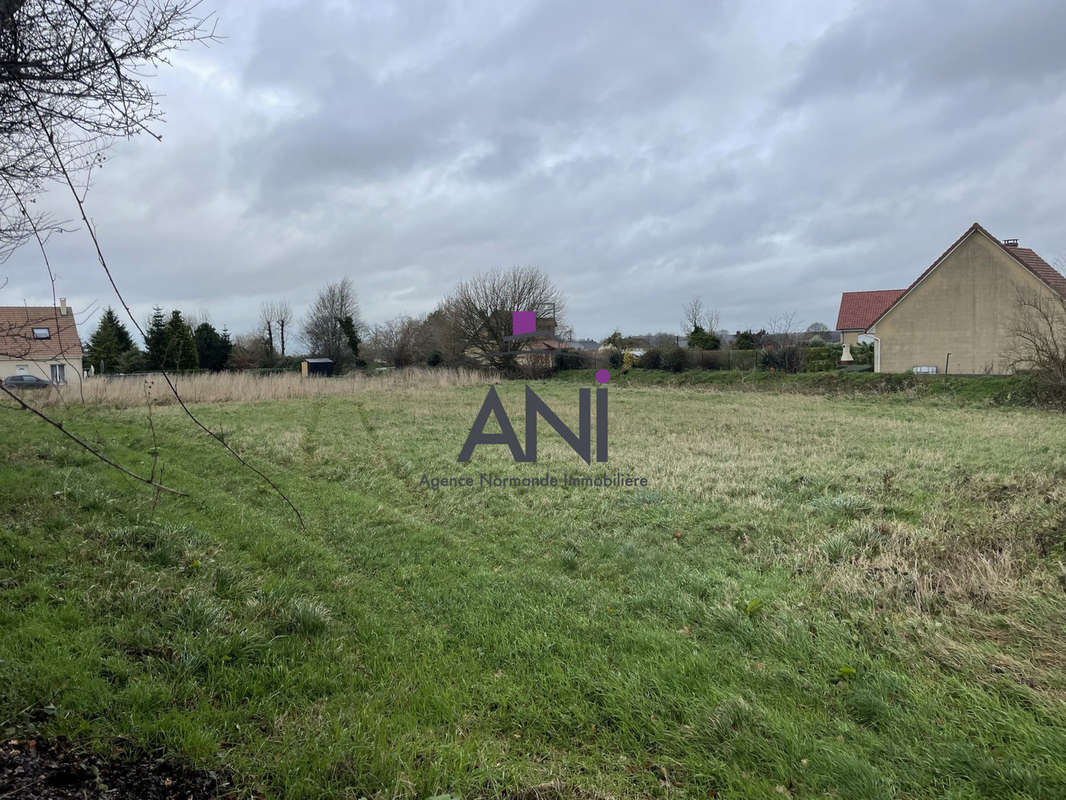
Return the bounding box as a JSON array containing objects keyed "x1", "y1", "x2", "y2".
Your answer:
[{"x1": 2, "y1": 374, "x2": 52, "y2": 389}]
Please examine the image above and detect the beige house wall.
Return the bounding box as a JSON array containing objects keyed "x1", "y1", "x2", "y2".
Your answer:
[
  {"x1": 870, "y1": 233, "x2": 1058, "y2": 374},
  {"x1": 0, "y1": 357, "x2": 82, "y2": 383},
  {"x1": 840, "y1": 330, "x2": 862, "y2": 347}
]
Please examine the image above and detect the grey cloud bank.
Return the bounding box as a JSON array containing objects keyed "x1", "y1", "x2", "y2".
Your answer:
[{"x1": 5, "y1": 0, "x2": 1066, "y2": 340}]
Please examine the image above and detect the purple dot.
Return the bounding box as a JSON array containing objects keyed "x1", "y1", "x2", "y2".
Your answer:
[{"x1": 595, "y1": 369, "x2": 611, "y2": 384}]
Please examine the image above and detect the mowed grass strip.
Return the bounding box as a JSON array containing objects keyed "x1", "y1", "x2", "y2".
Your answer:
[{"x1": 1, "y1": 381, "x2": 1065, "y2": 799}]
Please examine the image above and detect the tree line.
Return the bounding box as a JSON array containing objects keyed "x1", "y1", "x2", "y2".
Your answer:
[{"x1": 84, "y1": 267, "x2": 566, "y2": 375}]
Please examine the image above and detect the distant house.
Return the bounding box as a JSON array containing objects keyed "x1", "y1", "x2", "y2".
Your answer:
[
  {"x1": 835, "y1": 223, "x2": 1066, "y2": 374},
  {"x1": 0, "y1": 300, "x2": 83, "y2": 384}
]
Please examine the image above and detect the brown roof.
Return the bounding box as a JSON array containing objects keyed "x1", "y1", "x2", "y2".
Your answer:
[
  {"x1": 0, "y1": 306, "x2": 84, "y2": 360},
  {"x1": 870, "y1": 222, "x2": 1066, "y2": 327},
  {"x1": 835, "y1": 289, "x2": 906, "y2": 331}
]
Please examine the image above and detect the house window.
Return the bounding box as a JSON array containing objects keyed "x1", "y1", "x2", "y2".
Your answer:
[
  {"x1": 50, "y1": 364, "x2": 66, "y2": 384},
  {"x1": 32, "y1": 327, "x2": 50, "y2": 339}
]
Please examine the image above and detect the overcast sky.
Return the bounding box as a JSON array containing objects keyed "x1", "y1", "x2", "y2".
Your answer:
[{"x1": 5, "y1": 0, "x2": 1066, "y2": 342}]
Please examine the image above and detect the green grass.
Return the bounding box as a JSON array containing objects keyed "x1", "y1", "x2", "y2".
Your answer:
[{"x1": 2, "y1": 380, "x2": 1065, "y2": 798}]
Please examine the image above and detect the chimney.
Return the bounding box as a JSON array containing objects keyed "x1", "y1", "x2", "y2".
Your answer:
[
  {"x1": 59, "y1": 297, "x2": 68, "y2": 316},
  {"x1": 1003, "y1": 238, "x2": 1019, "y2": 248}
]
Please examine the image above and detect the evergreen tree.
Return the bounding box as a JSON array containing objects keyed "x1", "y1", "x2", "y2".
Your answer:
[
  {"x1": 686, "y1": 325, "x2": 720, "y2": 350},
  {"x1": 194, "y1": 321, "x2": 232, "y2": 371},
  {"x1": 86, "y1": 307, "x2": 135, "y2": 373},
  {"x1": 116, "y1": 348, "x2": 147, "y2": 374},
  {"x1": 144, "y1": 306, "x2": 168, "y2": 369},
  {"x1": 219, "y1": 328, "x2": 233, "y2": 368},
  {"x1": 162, "y1": 310, "x2": 199, "y2": 370}
]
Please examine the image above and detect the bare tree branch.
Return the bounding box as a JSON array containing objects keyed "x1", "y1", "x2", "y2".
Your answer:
[{"x1": 0, "y1": 382, "x2": 184, "y2": 494}]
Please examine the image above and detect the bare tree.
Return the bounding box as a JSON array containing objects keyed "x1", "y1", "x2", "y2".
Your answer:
[
  {"x1": 439, "y1": 266, "x2": 564, "y2": 371},
  {"x1": 367, "y1": 315, "x2": 431, "y2": 368},
  {"x1": 682, "y1": 297, "x2": 704, "y2": 333},
  {"x1": 301, "y1": 277, "x2": 361, "y2": 365},
  {"x1": 257, "y1": 300, "x2": 293, "y2": 357},
  {"x1": 1, "y1": 0, "x2": 215, "y2": 258},
  {"x1": 767, "y1": 311, "x2": 798, "y2": 346},
  {"x1": 1007, "y1": 287, "x2": 1066, "y2": 401},
  {"x1": 259, "y1": 301, "x2": 276, "y2": 356},
  {"x1": 681, "y1": 296, "x2": 719, "y2": 334},
  {"x1": 275, "y1": 299, "x2": 291, "y2": 356}
]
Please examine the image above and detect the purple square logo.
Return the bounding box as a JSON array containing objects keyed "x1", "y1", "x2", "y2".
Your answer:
[{"x1": 512, "y1": 310, "x2": 536, "y2": 336}]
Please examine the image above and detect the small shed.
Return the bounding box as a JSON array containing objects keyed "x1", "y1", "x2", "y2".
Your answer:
[{"x1": 301, "y1": 357, "x2": 334, "y2": 377}]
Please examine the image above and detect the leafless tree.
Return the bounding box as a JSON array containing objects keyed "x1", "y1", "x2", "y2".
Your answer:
[
  {"x1": 439, "y1": 266, "x2": 564, "y2": 371},
  {"x1": 258, "y1": 299, "x2": 292, "y2": 357},
  {"x1": 301, "y1": 277, "x2": 361, "y2": 365},
  {"x1": 1, "y1": 0, "x2": 216, "y2": 258},
  {"x1": 227, "y1": 332, "x2": 267, "y2": 370},
  {"x1": 259, "y1": 301, "x2": 276, "y2": 355},
  {"x1": 1006, "y1": 286, "x2": 1066, "y2": 401},
  {"x1": 767, "y1": 311, "x2": 799, "y2": 346},
  {"x1": 681, "y1": 296, "x2": 719, "y2": 334},
  {"x1": 275, "y1": 299, "x2": 291, "y2": 356},
  {"x1": 367, "y1": 315, "x2": 430, "y2": 367}
]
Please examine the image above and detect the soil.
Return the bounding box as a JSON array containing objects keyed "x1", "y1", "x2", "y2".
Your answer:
[{"x1": 0, "y1": 738, "x2": 232, "y2": 799}]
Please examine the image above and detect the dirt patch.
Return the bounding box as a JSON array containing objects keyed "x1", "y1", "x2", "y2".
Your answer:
[{"x1": 0, "y1": 738, "x2": 232, "y2": 799}]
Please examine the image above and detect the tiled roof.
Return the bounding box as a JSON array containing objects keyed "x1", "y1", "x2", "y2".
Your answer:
[
  {"x1": 1009, "y1": 246, "x2": 1066, "y2": 299},
  {"x1": 0, "y1": 306, "x2": 84, "y2": 360},
  {"x1": 835, "y1": 290, "x2": 906, "y2": 331}
]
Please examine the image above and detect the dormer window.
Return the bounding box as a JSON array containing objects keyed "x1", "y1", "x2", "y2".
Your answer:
[{"x1": 32, "y1": 327, "x2": 50, "y2": 339}]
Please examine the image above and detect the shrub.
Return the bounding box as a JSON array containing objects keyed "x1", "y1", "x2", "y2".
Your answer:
[
  {"x1": 662, "y1": 346, "x2": 687, "y2": 373},
  {"x1": 726, "y1": 349, "x2": 758, "y2": 370},
  {"x1": 638, "y1": 348, "x2": 662, "y2": 369},
  {"x1": 851, "y1": 342, "x2": 875, "y2": 366},
  {"x1": 760, "y1": 345, "x2": 806, "y2": 373},
  {"x1": 555, "y1": 350, "x2": 586, "y2": 370},
  {"x1": 734, "y1": 330, "x2": 764, "y2": 350},
  {"x1": 806, "y1": 346, "x2": 841, "y2": 372},
  {"x1": 426, "y1": 350, "x2": 443, "y2": 367},
  {"x1": 683, "y1": 349, "x2": 729, "y2": 369},
  {"x1": 687, "y1": 326, "x2": 720, "y2": 350},
  {"x1": 607, "y1": 350, "x2": 623, "y2": 370}
]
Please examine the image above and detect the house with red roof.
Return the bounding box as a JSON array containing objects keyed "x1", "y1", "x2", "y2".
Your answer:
[
  {"x1": 835, "y1": 223, "x2": 1066, "y2": 374},
  {"x1": 0, "y1": 300, "x2": 83, "y2": 384}
]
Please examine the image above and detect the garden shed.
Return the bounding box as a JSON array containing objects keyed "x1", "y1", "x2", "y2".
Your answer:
[{"x1": 301, "y1": 358, "x2": 334, "y2": 377}]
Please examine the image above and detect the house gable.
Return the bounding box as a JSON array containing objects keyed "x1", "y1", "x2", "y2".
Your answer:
[
  {"x1": 871, "y1": 225, "x2": 1062, "y2": 373},
  {"x1": 871, "y1": 223, "x2": 1066, "y2": 329}
]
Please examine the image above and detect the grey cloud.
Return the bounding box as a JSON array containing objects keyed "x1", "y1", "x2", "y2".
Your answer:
[{"x1": 3, "y1": 0, "x2": 1065, "y2": 341}]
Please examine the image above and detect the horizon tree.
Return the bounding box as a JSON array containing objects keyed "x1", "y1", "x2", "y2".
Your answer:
[
  {"x1": 194, "y1": 321, "x2": 231, "y2": 371},
  {"x1": 439, "y1": 266, "x2": 564, "y2": 371},
  {"x1": 301, "y1": 278, "x2": 362, "y2": 366},
  {"x1": 85, "y1": 307, "x2": 135, "y2": 373}
]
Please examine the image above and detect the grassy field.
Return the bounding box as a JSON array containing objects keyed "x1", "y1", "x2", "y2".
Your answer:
[{"x1": 2, "y1": 377, "x2": 1065, "y2": 798}]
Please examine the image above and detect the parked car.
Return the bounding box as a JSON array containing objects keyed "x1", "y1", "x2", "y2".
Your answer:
[{"x1": 2, "y1": 375, "x2": 52, "y2": 389}]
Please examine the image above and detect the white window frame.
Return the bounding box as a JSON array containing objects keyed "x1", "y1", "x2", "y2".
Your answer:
[{"x1": 50, "y1": 363, "x2": 66, "y2": 384}]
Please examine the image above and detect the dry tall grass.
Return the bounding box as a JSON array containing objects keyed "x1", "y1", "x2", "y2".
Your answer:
[{"x1": 38, "y1": 368, "x2": 498, "y2": 408}]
